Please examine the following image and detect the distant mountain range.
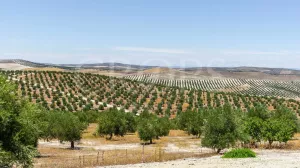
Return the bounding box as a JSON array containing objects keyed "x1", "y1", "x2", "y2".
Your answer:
[
  {"x1": 1, "y1": 59, "x2": 300, "y2": 76},
  {"x1": 0, "y1": 59, "x2": 157, "y2": 70}
]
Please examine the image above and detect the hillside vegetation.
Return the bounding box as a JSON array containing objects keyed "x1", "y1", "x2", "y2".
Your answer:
[
  {"x1": 125, "y1": 74, "x2": 300, "y2": 98},
  {"x1": 2, "y1": 70, "x2": 300, "y2": 117}
]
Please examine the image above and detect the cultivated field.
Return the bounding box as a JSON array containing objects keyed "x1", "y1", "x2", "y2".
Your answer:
[
  {"x1": 3, "y1": 70, "x2": 300, "y2": 116},
  {"x1": 124, "y1": 73, "x2": 300, "y2": 98},
  {"x1": 2, "y1": 67, "x2": 300, "y2": 168}
]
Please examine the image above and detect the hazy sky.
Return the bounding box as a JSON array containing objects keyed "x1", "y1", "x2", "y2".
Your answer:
[{"x1": 0, "y1": 0, "x2": 300, "y2": 68}]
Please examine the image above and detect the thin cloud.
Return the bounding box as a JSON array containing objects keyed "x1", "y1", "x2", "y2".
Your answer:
[
  {"x1": 114, "y1": 47, "x2": 191, "y2": 54},
  {"x1": 222, "y1": 50, "x2": 300, "y2": 55},
  {"x1": 3, "y1": 53, "x2": 23, "y2": 56}
]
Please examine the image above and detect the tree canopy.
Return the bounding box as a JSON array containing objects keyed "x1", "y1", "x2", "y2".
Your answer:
[
  {"x1": 0, "y1": 76, "x2": 41, "y2": 167},
  {"x1": 97, "y1": 108, "x2": 135, "y2": 139},
  {"x1": 137, "y1": 111, "x2": 171, "y2": 144},
  {"x1": 202, "y1": 104, "x2": 241, "y2": 153},
  {"x1": 41, "y1": 111, "x2": 87, "y2": 149}
]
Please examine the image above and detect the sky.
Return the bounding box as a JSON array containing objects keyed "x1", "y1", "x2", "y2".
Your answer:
[{"x1": 0, "y1": 0, "x2": 300, "y2": 68}]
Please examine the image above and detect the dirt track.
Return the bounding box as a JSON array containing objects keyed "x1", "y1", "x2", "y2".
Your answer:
[{"x1": 101, "y1": 150, "x2": 300, "y2": 168}]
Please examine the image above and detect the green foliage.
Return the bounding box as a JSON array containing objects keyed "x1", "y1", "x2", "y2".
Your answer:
[
  {"x1": 222, "y1": 148, "x2": 256, "y2": 158},
  {"x1": 154, "y1": 117, "x2": 171, "y2": 138},
  {"x1": 137, "y1": 111, "x2": 170, "y2": 144},
  {"x1": 244, "y1": 105, "x2": 298, "y2": 146},
  {"x1": 137, "y1": 116, "x2": 156, "y2": 144},
  {"x1": 0, "y1": 76, "x2": 40, "y2": 167},
  {"x1": 202, "y1": 104, "x2": 240, "y2": 153},
  {"x1": 74, "y1": 110, "x2": 100, "y2": 123},
  {"x1": 97, "y1": 108, "x2": 133, "y2": 139},
  {"x1": 177, "y1": 109, "x2": 204, "y2": 137},
  {"x1": 262, "y1": 118, "x2": 296, "y2": 145},
  {"x1": 41, "y1": 111, "x2": 87, "y2": 149},
  {"x1": 244, "y1": 117, "x2": 264, "y2": 143},
  {"x1": 247, "y1": 104, "x2": 270, "y2": 120},
  {"x1": 125, "y1": 112, "x2": 137, "y2": 133}
]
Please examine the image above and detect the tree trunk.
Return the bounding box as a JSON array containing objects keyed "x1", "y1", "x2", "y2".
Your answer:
[
  {"x1": 150, "y1": 139, "x2": 153, "y2": 144},
  {"x1": 71, "y1": 141, "x2": 75, "y2": 149},
  {"x1": 269, "y1": 140, "x2": 273, "y2": 148},
  {"x1": 107, "y1": 133, "x2": 113, "y2": 140}
]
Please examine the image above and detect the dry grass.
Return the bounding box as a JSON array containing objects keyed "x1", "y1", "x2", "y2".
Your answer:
[
  {"x1": 34, "y1": 124, "x2": 213, "y2": 168},
  {"x1": 35, "y1": 146, "x2": 215, "y2": 168},
  {"x1": 284, "y1": 133, "x2": 300, "y2": 150},
  {"x1": 81, "y1": 124, "x2": 141, "y2": 145},
  {"x1": 242, "y1": 133, "x2": 300, "y2": 150},
  {"x1": 35, "y1": 124, "x2": 300, "y2": 168},
  {"x1": 168, "y1": 130, "x2": 189, "y2": 137}
]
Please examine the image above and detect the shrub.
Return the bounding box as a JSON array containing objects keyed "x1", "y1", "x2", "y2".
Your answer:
[{"x1": 222, "y1": 148, "x2": 256, "y2": 158}]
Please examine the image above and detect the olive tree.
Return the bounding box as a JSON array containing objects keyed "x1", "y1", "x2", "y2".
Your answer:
[
  {"x1": 137, "y1": 111, "x2": 170, "y2": 144},
  {"x1": 262, "y1": 106, "x2": 298, "y2": 146},
  {"x1": 0, "y1": 76, "x2": 41, "y2": 167},
  {"x1": 177, "y1": 109, "x2": 204, "y2": 137},
  {"x1": 41, "y1": 111, "x2": 87, "y2": 149},
  {"x1": 96, "y1": 108, "x2": 128, "y2": 139},
  {"x1": 202, "y1": 104, "x2": 240, "y2": 153}
]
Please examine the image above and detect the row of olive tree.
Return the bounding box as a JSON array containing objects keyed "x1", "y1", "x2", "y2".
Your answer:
[
  {"x1": 176, "y1": 104, "x2": 299, "y2": 153},
  {"x1": 95, "y1": 108, "x2": 171, "y2": 144},
  {"x1": 244, "y1": 105, "x2": 298, "y2": 147}
]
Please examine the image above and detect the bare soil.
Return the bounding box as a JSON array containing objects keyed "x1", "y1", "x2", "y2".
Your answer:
[{"x1": 101, "y1": 150, "x2": 300, "y2": 168}]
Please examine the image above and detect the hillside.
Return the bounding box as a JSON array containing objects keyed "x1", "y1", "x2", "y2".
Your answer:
[
  {"x1": 3, "y1": 70, "x2": 300, "y2": 118},
  {"x1": 124, "y1": 74, "x2": 300, "y2": 98},
  {"x1": 3, "y1": 59, "x2": 300, "y2": 99},
  {"x1": 143, "y1": 67, "x2": 176, "y2": 74},
  {"x1": 0, "y1": 59, "x2": 156, "y2": 71},
  {"x1": 2, "y1": 59, "x2": 300, "y2": 79}
]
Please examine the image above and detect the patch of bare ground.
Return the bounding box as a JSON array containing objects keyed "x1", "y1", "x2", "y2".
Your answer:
[
  {"x1": 0, "y1": 63, "x2": 31, "y2": 70},
  {"x1": 24, "y1": 67, "x2": 65, "y2": 71},
  {"x1": 34, "y1": 127, "x2": 300, "y2": 168},
  {"x1": 34, "y1": 125, "x2": 214, "y2": 168},
  {"x1": 218, "y1": 84, "x2": 251, "y2": 93},
  {"x1": 143, "y1": 67, "x2": 175, "y2": 74},
  {"x1": 77, "y1": 69, "x2": 129, "y2": 77},
  {"x1": 100, "y1": 150, "x2": 300, "y2": 168}
]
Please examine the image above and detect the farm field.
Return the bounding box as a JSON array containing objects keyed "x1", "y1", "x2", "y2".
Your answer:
[
  {"x1": 3, "y1": 68, "x2": 300, "y2": 168},
  {"x1": 3, "y1": 70, "x2": 300, "y2": 117},
  {"x1": 124, "y1": 73, "x2": 300, "y2": 98}
]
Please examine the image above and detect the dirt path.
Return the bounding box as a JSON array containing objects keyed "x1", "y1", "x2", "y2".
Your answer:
[{"x1": 100, "y1": 150, "x2": 300, "y2": 168}]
